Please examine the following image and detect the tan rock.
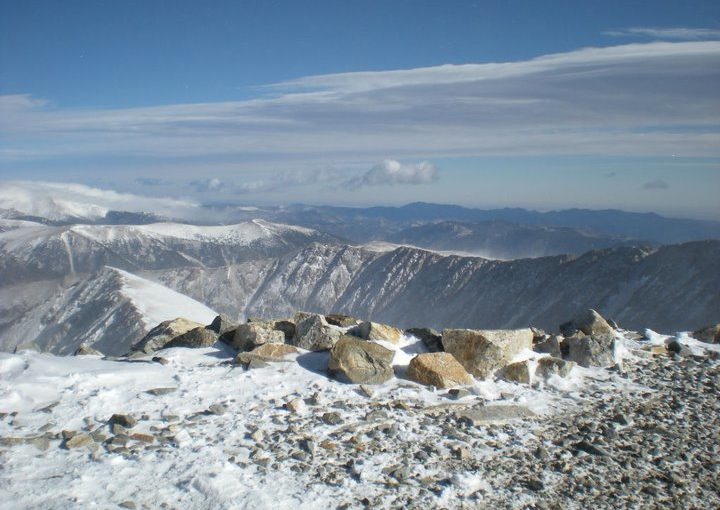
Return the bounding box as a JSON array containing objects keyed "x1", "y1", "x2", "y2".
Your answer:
[
  {"x1": 406, "y1": 352, "x2": 473, "y2": 389},
  {"x1": 294, "y1": 314, "x2": 343, "y2": 351},
  {"x1": 502, "y1": 361, "x2": 531, "y2": 384},
  {"x1": 356, "y1": 321, "x2": 403, "y2": 344},
  {"x1": 235, "y1": 343, "x2": 298, "y2": 366},
  {"x1": 328, "y1": 336, "x2": 395, "y2": 384},
  {"x1": 134, "y1": 318, "x2": 205, "y2": 353},
  {"x1": 441, "y1": 328, "x2": 533, "y2": 379},
  {"x1": 232, "y1": 323, "x2": 285, "y2": 352}
]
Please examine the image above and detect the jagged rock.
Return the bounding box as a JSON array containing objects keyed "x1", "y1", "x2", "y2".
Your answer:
[
  {"x1": 406, "y1": 328, "x2": 443, "y2": 352},
  {"x1": 134, "y1": 318, "x2": 205, "y2": 353},
  {"x1": 667, "y1": 339, "x2": 693, "y2": 357},
  {"x1": 533, "y1": 335, "x2": 563, "y2": 358},
  {"x1": 74, "y1": 344, "x2": 103, "y2": 356},
  {"x1": 164, "y1": 327, "x2": 218, "y2": 348},
  {"x1": 406, "y1": 352, "x2": 473, "y2": 388},
  {"x1": 328, "y1": 336, "x2": 395, "y2": 384},
  {"x1": 564, "y1": 334, "x2": 615, "y2": 367},
  {"x1": 325, "y1": 314, "x2": 359, "y2": 327},
  {"x1": 208, "y1": 314, "x2": 238, "y2": 343},
  {"x1": 560, "y1": 309, "x2": 615, "y2": 338},
  {"x1": 271, "y1": 320, "x2": 296, "y2": 341},
  {"x1": 503, "y1": 361, "x2": 531, "y2": 384},
  {"x1": 442, "y1": 328, "x2": 534, "y2": 379},
  {"x1": 355, "y1": 321, "x2": 403, "y2": 344},
  {"x1": 535, "y1": 357, "x2": 576, "y2": 379},
  {"x1": 294, "y1": 314, "x2": 343, "y2": 351},
  {"x1": 109, "y1": 414, "x2": 137, "y2": 429},
  {"x1": 692, "y1": 324, "x2": 720, "y2": 344},
  {"x1": 232, "y1": 323, "x2": 285, "y2": 352},
  {"x1": 235, "y1": 343, "x2": 298, "y2": 367}
]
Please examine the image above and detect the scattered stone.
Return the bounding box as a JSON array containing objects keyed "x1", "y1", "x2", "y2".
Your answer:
[
  {"x1": 502, "y1": 360, "x2": 531, "y2": 384},
  {"x1": 63, "y1": 433, "x2": 95, "y2": 449},
  {"x1": 144, "y1": 387, "x2": 177, "y2": 396},
  {"x1": 456, "y1": 405, "x2": 536, "y2": 425},
  {"x1": 207, "y1": 404, "x2": 227, "y2": 415},
  {"x1": 359, "y1": 385, "x2": 375, "y2": 398},
  {"x1": 164, "y1": 326, "x2": 218, "y2": 348},
  {"x1": 575, "y1": 440, "x2": 610, "y2": 457},
  {"x1": 328, "y1": 336, "x2": 395, "y2": 384},
  {"x1": 286, "y1": 398, "x2": 305, "y2": 414},
  {"x1": 109, "y1": 414, "x2": 137, "y2": 428},
  {"x1": 133, "y1": 318, "x2": 205, "y2": 353},
  {"x1": 447, "y1": 388, "x2": 470, "y2": 400},
  {"x1": 151, "y1": 356, "x2": 169, "y2": 365},
  {"x1": 322, "y1": 412, "x2": 343, "y2": 425},
  {"x1": 74, "y1": 344, "x2": 103, "y2": 356},
  {"x1": 111, "y1": 423, "x2": 129, "y2": 435},
  {"x1": 405, "y1": 327, "x2": 443, "y2": 352},
  {"x1": 406, "y1": 352, "x2": 473, "y2": 389},
  {"x1": 560, "y1": 309, "x2": 615, "y2": 338},
  {"x1": 118, "y1": 501, "x2": 136, "y2": 509},
  {"x1": 692, "y1": 324, "x2": 720, "y2": 344},
  {"x1": 564, "y1": 334, "x2": 616, "y2": 368},
  {"x1": 129, "y1": 433, "x2": 154, "y2": 444},
  {"x1": 535, "y1": 357, "x2": 575, "y2": 379},
  {"x1": 294, "y1": 314, "x2": 343, "y2": 351},
  {"x1": 354, "y1": 321, "x2": 403, "y2": 344},
  {"x1": 442, "y1": 328, "x2": 533, "y2": 379}
]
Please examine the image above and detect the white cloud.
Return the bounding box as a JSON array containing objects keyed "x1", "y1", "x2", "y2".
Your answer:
[
  {"x1": 0, "y1": 41, "x2": 719, "y2": 168},
  {"x1": 350, "y1": 160, "x2": 437, "y2": 188},
  {"x1": 605, "y1": 27, "x2": 720, "y2": 40},
  {"x1": 190, "y1": 177, "x2": 224, "y2": 192}
]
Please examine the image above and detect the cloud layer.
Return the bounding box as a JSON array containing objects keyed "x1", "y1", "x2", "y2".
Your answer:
[
  {"x1": 0, "y1": 41, "x2": 719, "y2": 170},
  {"x1": 605, "y1": 27, "x2": 720, "y2": 40}
]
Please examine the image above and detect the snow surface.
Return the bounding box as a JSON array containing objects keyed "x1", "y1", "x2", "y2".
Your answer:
[{"x1": 113, "y1": 267, "x2": 217, "y2": 328}]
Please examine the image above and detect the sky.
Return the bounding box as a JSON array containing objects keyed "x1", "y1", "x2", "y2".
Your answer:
[{"x1": 0, "y1": 0, "x2": 719, "y2": 219}]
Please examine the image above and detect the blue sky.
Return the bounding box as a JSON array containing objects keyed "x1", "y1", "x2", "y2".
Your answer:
[{"x1": 1, "y1": 0, "x2": 719, "y2": 218}]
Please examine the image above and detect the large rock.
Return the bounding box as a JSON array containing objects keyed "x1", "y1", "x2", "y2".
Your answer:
[
  {"x1": 208, "y1": 314, "x2": 238, "y2": 344},
  {"x1": 560, "y1": 309, "x2": 614, "y2": 338},
  {"x1": 692, "y1": 324, "x2": 720, "y2": 344},
  {"x1": 235, "y1": 343, "x2": 298, "y2": 368},
  {"x1": 294, "y1": 314, "x2": 343, "y2": 351},
  {"x1": 327, "y1": 336, "x2": 395, "y2": 384},
  {"x1": 502, "y1": 361, "x2": 531, "y2": 384},
  {"x1": 232, "y1": 323, "x2": 285, "y2": 352},
  {"x1": 164, "y1": 327, "x2": 218, "y2": 348},
  {"x1": 134, "y1": 318, "x2": 205, "y2": 353},
  {"x1": 325, "y1": 314, "x2": 359, "y2": 328},
  {"x1": 441, "y1": 328, "x2": 533, "y2": 379},
  {"x1": 406, "y1": 352, "x2": 473, "y2": 388},
  {"x1": 533, "y1": 335, "x2": 563, "y2": 358},
  {"x1": 355, "y1": 321, "x2": 403, "y2": 344},
  {"x1": 535, "y1": 357, "x2": 576, "y2": 379},
  {"x1": 406, "y1": 327, "x2": 443, "y2": 352},
  {"x1": 564, "y1": 334, "x2": 615, "y2": 367}
]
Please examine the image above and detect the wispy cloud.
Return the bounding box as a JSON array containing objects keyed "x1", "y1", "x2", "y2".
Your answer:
[
  {"x1": 643, "y1": 179, "x2": 670, "y2": 190},
  {"x1": 1, "y1": 41, "x2": 719, "y2": 171},
  {"x1": 605, "y1": 27, "x2": 720, "y2": 40},
  {"x1": 190, "y1": 177, "x2": 224, "y2": 192},
  {"x1": 347, "y1": 160, "x2": 437, "y2": 188}
]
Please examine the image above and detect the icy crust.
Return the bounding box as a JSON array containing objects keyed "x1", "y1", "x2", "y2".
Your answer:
[
  {"x1": 113, "y1": 267, "x2": 217, "y2": 328},
  {"x1": 0, "y1": 331, "x2": 685, "y2": 509}
]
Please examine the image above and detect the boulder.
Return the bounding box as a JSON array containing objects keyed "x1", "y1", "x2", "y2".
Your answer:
[
  {"x1": 441, "y1": 328, "x2": 534, "y2": 379},
  {"x1": 327, "y1": 336, "x2": 395, "y2": 384},
  {"x1": 502, "y1": 361, "x2": 531, "y2": 384},
  {"x1": 355, "y1": 321, "x2": 403, "y2": 344},
  {"x1": 405, "y1": 327, "x2": 443, "y2": 352},
  {"x1": 560, "y1": 309, "x2": 614, "y2": 338},
  {"x1": 294, "y1": 314, "x2": 343, "y2": 351},
  {"x1": 456, "y1": 405, "x2": 536, "y2": 426},
  {"x1": 134, "y1": 318, "x2": 204, "y2": 353},
  {"x1": 564, "y1": 334, "x2": 615, "y2": 368},
  {"x1": 271, "y1": 320, "x2": 296, "y2": 341},
  {"x1": 235, "y1": 343, "x2": 298, "y2": 367},
  {"x1": 325, "y1": 314, "x2": 359, "y2": 328},
  {"x1": 208, "y1": 314, "x2": 238, "y2": 344},
  {"x1": 74, "y1": 344, "x2": 103, "y2": 356},
  {"x1": 692, "y1": 324, "x2": 720, "y2": 344},
  {"x1": 164, "y1": 327, "x2": 218, "y2": 348},
  {"x1": 109, "y1": 414, "x2": 137, "y2": 428},
  {"x1": 406, "y1": 352, "x2": 473, "y2": 388},
  {"x1": 533, "y1": 335, "x2": 563, "y2": 358},
  {"x1": 535, "y1": 357, "x2": 576, "y2": 379},
  {"x1": 232, "y1": 323, "x2": 285, "y2": 352}
]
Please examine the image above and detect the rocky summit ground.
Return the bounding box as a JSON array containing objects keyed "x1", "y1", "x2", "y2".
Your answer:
[{"x1": 0, "y1": 325, "x2": 718, "y2": 509}]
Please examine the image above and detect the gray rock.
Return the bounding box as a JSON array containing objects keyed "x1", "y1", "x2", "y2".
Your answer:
[
  {"x1": 109, "y1": 414, "x2": 137, "y2": 428},
  {"x1": 325, "y1": 314, "x2": 359, "y2": 327},
  {"x1": 406, "y1": 327, "x2": 443, "y2": 352},
  {"x1": 442, "y1": 328, "x2": 533, "y2": 379},
  {"x1": 564, "y1": 334, "x2": 616, "y2": 368},
  {"x1": 354, "y1": 321, "x2": 403, "y2": 344},
  {"x1": 207, "y1": 314, "x2": 237, "y2": 335},
  {"x1": 692, "y1": 324, "x2": 720, "y2": 344},
  {"x1": 456, "y1": 405, "x2": 536, "y2": 425},
  {"x1": 327, "y1": 336, "x2": 395, "y2": 384},
  {"x1": 560, "y1": 309, "x2": 615, "y2": 338},
  {"x1": 533, "y1": 335, "x2": 563, "y2": 358},
  {"x1": 535, "y1": 357, "x2": 576, "y2": 379},
  {"x1": 294, "y1": 314, "x2": 343, "y2": 351},
  {"x1": 232, "y1": 323, "x2": 285, "y2": 352},
  {"x1": 164, "y1": 327, "x2": 218, "y2": 348},
  {"x1": 502, "y1": 361, "x2": 531, "y2": 384}
]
